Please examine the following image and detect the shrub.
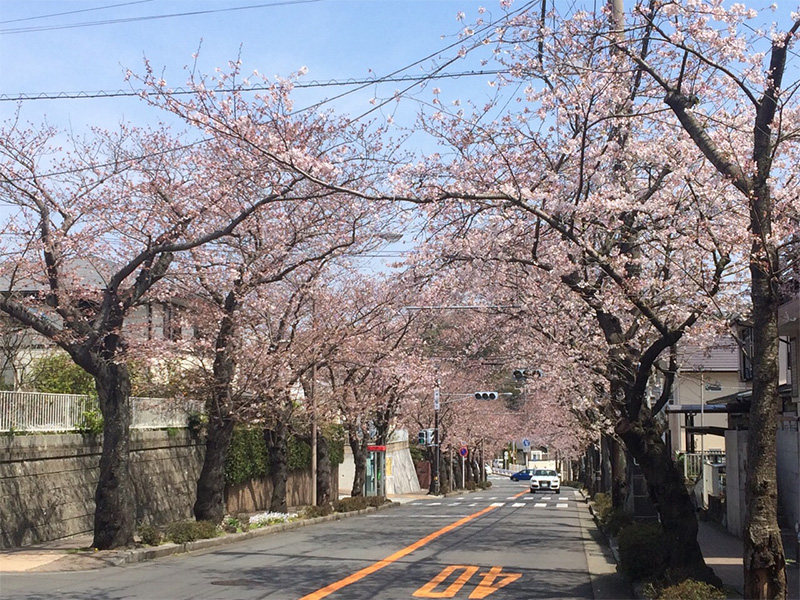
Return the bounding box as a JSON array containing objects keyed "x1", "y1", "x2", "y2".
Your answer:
[
  {"x1": 222, "y1": 515, "x2": 249, "y2": 534},
  {"x1": 137, "y1": 524, "x2": 161, "y2": 546},
  {"x1": 303, "y1": 504, "x2": 334, "y2": 519},
  {"x1": 477, "y1": 480, "x2": 492, "y2": 489},
  {"x1": 592, "y1": 492, "x2": 612, "y2": 522},
  {"x1": 333, "y1": 496, "x2": 368, "y2": 512},
  {"x1": 225, "y1": 427, "x2": 269, "y2": 485},
  {"x1": 645, "y1": 579, "x2": 725, "y2": 600},
  {"x1": 616, "y1": 522, "x2": 668, "y2": 581},
  {"x1": 601, "y1": 507, "x2": 634, "y2": 537},
  {"x1": 165, "y1": 520, "x2": 219, "y2": 544}
]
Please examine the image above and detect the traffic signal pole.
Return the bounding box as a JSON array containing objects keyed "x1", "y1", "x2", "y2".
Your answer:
[{"x1": 433, "y1": 385, "x2": 440, "y2": 495}]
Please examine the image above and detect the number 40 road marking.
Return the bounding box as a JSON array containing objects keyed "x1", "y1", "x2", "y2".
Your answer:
[{"x1": 413, "y1": 565, "x2": 522, "y2": 599}]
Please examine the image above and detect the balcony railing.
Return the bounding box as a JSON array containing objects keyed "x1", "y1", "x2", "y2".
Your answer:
[{"x1": 0, "y1": 390, "x2": 202, "y2": 433}]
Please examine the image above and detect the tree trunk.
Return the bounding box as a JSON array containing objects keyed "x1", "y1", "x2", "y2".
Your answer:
[
  {"x1": 316, "y1": 434, "x2": 332, "y2": 506},
  {"x1": 92, "y1": 361, "x2": 134, "y2": 550},
  {"x1": 265, "y1": 423, "x2": 288, "y2": 513},
  {"x1": 617, "y1": 413, "x2": 721, "y2": 587},
  {"x1": 194, "y1": 290, "x2": 239, "y2": 523},
  {"x1": 349, "y1": 430, "x2": 367, "y2": 497},
  {"x1": 743, "y1": 187, "x2": 786, "y2": 598},
  {"x1": 193, "y1": 413, "x2": 234, "y2": 523}
]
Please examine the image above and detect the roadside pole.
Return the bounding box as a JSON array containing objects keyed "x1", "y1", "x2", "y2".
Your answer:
[{"x1": 433, "y1": 385, "x2": 440, "y2": 495}]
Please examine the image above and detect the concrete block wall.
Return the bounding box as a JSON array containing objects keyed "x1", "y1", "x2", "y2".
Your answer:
[{"x1": 0, "y1": 430, "x2": 204, "y2": 548}]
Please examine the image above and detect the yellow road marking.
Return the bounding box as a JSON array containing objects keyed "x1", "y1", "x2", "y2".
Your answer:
[
  {"x1": 413, "y1": 565, "x2": 479, "y2": 598},
  {"x1": 299, "y1": 490, "x2": 528, "y2": 600}
]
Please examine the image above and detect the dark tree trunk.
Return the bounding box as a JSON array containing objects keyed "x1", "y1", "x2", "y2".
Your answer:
[
  {"x1": 92, "y1": 360, "x2": 134, "y2": 550},
  {"x1": 265, "y1": 423, "x2": 289, "y2": 513},
  {"x1": 743, "y1": 191, "x2": 786, "y2": 598},
  {"x1": 349, "y1": 430, "x2": 368, "y2": 497},
  {"x1": 193, "y1": 413, "x2": 234, "y2": 523},
  {"x1": 194, "y1": 289, "x2": 239, "y2": 523},
  {"x1": 316, "y1": 434, "x2": 332, "y2": 506},
  {"x1": 616, "y1": 413, "x2": 720, "y2": 587},
  {"x1": 427, "y1": 445, "x2": 437, "y2": 494},
  {"x1": 346, "y1": 423, "x2": 368, "y2": 497}
]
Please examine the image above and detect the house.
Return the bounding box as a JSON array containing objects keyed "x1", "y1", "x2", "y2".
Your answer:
[{"x1": 0, "y1": 257, "x2": 197, "y2": 391}]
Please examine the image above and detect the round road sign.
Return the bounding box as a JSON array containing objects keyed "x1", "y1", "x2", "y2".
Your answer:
[{"x1": 459, "y1": 446, "x2": 468, "y2": 457}]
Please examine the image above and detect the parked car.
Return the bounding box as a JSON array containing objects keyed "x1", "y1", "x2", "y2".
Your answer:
[
  {"x1": 509, "y1": 469, "x2": 534, "y2": 481},
  {"x1": 529, "y1": 469, "x2": 560, "y2": 492},
  {"x1": 484, "y1": 463, "x2": 493, "y2": 475}
]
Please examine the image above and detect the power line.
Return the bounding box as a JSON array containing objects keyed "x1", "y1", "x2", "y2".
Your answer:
[
  {"x1": 0, "y1": 0, "x2": 155, "y2": 25},
  {"x1": 0, "y1": 0, "x2": 322, "y2": 35},
  {"x1": 0, "y1": 70, "x2": 509, "y2": 103}
]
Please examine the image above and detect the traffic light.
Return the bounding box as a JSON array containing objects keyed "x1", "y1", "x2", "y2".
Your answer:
[
  {"x1": 474, "y1": 391, "x2": 498, "y2": 400},
  {"x1": 418, "y1": 429, "x2": 435, "y2": 445},
  {"x1": 513, "y1": 369, "x2": 543, "y2": 380}
]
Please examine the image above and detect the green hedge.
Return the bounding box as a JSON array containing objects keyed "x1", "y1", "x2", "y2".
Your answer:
[
  {"x1": 225, "y1": 427, "x2": 269, "y2": 485},
  {"x1": 225, "y1": 426, "x2": 343, "y2": 484}
]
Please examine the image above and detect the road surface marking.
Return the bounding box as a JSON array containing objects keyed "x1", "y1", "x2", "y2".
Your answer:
[
  {"x1": 534, "y1": 503, "x2": 547, "y2": 507},
  {"x1": 490, "y1": 502, "x2": 505, "y2": 507},
  {"x1": 413, "y1": 565, "x2": 522, "y2": 599},
  {"x1": 559, "y1": 497, "x2": 568, "y2": 500},
  {"x1": 428, "y1": 502, "x2": 442, "y2": 506},
  {"x1": 524, "y1": 496, "x2": 534, "y2": 500},
  {"x1": 505, "y1": 496, "x2": 517, "y2": 500},
  {"x1": 468, "y1": 503, "x2": 477, "y2": 507},
  {"x1": 541, "y1": 496, "x2": 552, "y2": 500},
  {"x1": 412, "y1": 565, "x2": 479, "y2": 598},
  {"x1": 556, "y1": 503, "x2": 569, "y2": 508},
  {"x1": 511, "y1": 503, "x2": 525, "y2": 508},
  {"x1": 449, "y1": 502, "x2": 462, "y2": 506},
  {"x1": 299, "y1": 491, "x2": 528, "y2": 600}
]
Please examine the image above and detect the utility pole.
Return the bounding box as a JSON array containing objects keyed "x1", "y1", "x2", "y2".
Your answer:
[
  {"x1": 433, "y1": 384, "x2": 440, "y2": 495},
  {"x1": 311, "y1": 299, "x2": 317, "y2": 507}
]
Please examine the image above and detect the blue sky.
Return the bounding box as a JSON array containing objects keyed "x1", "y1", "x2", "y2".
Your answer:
[{"x1": 0, "y1": 0, "x2": 499, "y2": 131}]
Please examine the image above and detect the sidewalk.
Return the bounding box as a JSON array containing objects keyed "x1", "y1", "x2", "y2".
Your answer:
[{"x1": 697, "y1": 520, "x2": 800, "y2": 599}]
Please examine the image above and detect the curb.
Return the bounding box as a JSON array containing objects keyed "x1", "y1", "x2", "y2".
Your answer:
[{"x1": 120, "y1": 502, "x2": 400, "y2": 566}]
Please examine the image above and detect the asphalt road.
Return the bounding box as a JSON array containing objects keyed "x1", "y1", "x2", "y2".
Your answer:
[{"x1": 1, "y1": 478, "x2": 629, "y2": 600}]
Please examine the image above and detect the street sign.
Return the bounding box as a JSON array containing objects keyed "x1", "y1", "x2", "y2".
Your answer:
[
  {"x1": 459, "y1": 446, "x2": 468, "y2": 457},
  {"x1": 433, "y1": 387, "x2": 440, "y2": 411},
  {"x1": 522, "y1": 438, "x2": 530, "y2": 448}
]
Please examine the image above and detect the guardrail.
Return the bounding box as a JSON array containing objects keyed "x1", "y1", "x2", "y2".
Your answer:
[{"x1": 0, "y1": 390, "x2": 202, "y2": 432}]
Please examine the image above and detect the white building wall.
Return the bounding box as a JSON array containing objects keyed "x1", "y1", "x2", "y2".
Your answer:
[{"x1": 777, "y1": 417, "x2": 800, "y2": 530}]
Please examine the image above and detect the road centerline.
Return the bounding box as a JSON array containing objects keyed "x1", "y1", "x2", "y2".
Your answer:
[{"x1": 298, "y1": 490, "x2": 528, "y2": 600}]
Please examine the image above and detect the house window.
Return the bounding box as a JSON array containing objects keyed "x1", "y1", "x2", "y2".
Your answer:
[
  {"x1": 163, "y1": 304, "x2": 182, "y2": 341},
  {"x1": 740, "y1": 327, "x2": 753, "y2": 381}
]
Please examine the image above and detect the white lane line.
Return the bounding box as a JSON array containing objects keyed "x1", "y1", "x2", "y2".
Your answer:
[
  {"x1": 506, "y1": 496, "x2": 518, "y2": 500},
  {"x1": 512, "y1": 502, "x2": 525, "y2": 508},
  {"x1": 556, "y1": 503, "x2": 569, "y2": 508},
  {"x1": 468, "y1": 502, "x2": 477, "y2": 507},
  {"x1": 449, "y1": 502, "x2": 462, "y2": 506},
  {"x1": 559, "y1": 497, "x2": 569, "y2": 501},
  {"x1": 427, "y1": 502, "x2": 441, "y2": 506},
  {"x1": 542, "y1": 496, "x2": 552, "y2": 500},
  {"x1": 534, "y1": 503, "x2": 547, "y2": 508},
  {"x1": 489, "y1": 497, "x2": 497, "y2": 500},
  {"x1": 490, "y1": 502, "x2": 505, "y2": 507},
  {"x1": 524, "y1": 496, "x2": 534, "y2": 500}
]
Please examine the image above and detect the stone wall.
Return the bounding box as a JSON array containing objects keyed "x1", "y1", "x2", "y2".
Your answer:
[
  {"x1": 0, "y1": 431, "x2": 338, "y2": 548},
  {"x1": 0, "y1": 430, "x2": 204, "y2": 548}
]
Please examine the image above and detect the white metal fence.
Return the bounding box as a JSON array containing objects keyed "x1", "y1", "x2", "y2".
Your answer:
[
  {"x1": 682, "y1": 450, "x2": 726, "y2": 480},
  {"x1": 0, "y1": 390, "x2": 202, "y2": 433}
]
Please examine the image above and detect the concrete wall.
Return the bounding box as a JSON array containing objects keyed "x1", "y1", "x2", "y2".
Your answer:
[
  {"x1": 0, "y1": 431, "x2": 339, "y2": 548},
  {"x1": 725, "y1": 429, "x2": 748, "y2": 537},
  {"x1": 776, "y1": 417, "x2": 800, "y2": 530},
  {"x1": 339, "y1": 433, "x2": 422, "y2": 496},
  {"x1": 0, "y1": 430, "x2": 204, "y2": 548}
]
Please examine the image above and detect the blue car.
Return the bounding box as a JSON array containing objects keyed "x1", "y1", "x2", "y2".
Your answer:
[{"x1": 509, "y1": 469, "x2": 534, "y2": 481}]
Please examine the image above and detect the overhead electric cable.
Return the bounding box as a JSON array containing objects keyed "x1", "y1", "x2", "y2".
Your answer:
[
  {"x1": 0, "y1": 0, "x2": 155, "y2": 24},
  {"x1": 0, "y1": 0, "x2": 322, "y2": 35},
  {"x1": 0, "y1": 70, "x2": 509, "y2": 103}
]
